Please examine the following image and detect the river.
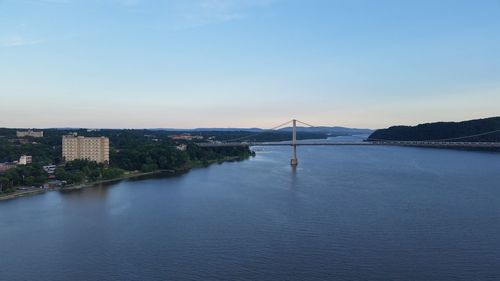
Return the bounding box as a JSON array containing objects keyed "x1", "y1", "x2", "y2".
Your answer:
[{"x1": 1, "y1": 142, "x2": 500, "y2": 281}]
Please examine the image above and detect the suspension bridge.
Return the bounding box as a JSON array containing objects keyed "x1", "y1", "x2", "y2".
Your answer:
[{"x1": 196, "y1": 119, "x2": 500, "y2": 166}]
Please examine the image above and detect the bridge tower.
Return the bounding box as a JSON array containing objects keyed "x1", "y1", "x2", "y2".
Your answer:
[{"x1": 291, "y1": 119, "x2": 298, "y2": 166}]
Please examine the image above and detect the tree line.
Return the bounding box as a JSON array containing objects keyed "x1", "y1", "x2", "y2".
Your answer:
[
  {"x1": 368, "y1": 117, "x2": 500, "y2": 142},
  {"x1": 0, "y1": 128, "x2": 253, "y2": 194}
]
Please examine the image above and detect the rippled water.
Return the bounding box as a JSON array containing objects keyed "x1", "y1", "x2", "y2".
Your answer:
[{"x1": 1, "y1": 144, "x2": 500, "y2": 281}]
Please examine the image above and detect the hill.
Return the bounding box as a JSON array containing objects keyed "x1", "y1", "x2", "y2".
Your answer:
[
  {"x1": 368, "y1": 117, "x2": 500, "y2": 142},
  {"x1": 152, "y1": 126, "x2": 373, "y2": 142},
  {"x1": 153, "y1": 126, "x2": 372, "y2": 135},
  {"x1": 278, "y1": 126, "x2": 372, "y2": 136}
]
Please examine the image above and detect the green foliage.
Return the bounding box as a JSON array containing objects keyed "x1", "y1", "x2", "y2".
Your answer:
[
  {"x1": 57, "y1": 160, "x2": 124, "y2": 185},
  {"x1": 186, "y1": 144, "x2": 252, "y2": 163},
  {"x1": 0, "y1": 176, "x2": 14, "y2": 193},
  {"x1": 140, "y1": 163, "x2": 158, "y2": 173},
  {"x1": 369, "y1": 117, "x2": 500, "y2": 142},
  {"x1": 0, "y1": 164, "x2": 48, "y2": 192},
  {"x1": 0, "y1": 128, "x2": 254, "y2": 192},
  {"x1": 173, "y1": 130, "x2": 328, "y2": 142},
  {"x1": 112, "y1": 144, "x2": 189, "y2": 171},
  {"x1": 0, "y1": 138, "x2": 60, "y2": 165},
  {"x1": 101, "y1": 168, "x2": 124, "y2": 180}
]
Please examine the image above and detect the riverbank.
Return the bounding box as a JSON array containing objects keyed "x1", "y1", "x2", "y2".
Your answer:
[
  {"x1": 60, "y1": 169, "x2": 178, "y2": 191},
  {"x1": 0, "y1": 169, "x2": 180, "y2": 201},
  {"x1": 0, "y1": 155, "x2": 252, "y2": 202},
  {"x1": 0, "y1": 188, "x2": 46, "y2": 201},
  {"x1": 191, "y1": 155, "x2": 250, "y2": 167}
]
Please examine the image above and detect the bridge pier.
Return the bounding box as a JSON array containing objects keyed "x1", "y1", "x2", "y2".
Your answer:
[{"x1": 291, "y1": 119, "x2": 298, "y2": 166}]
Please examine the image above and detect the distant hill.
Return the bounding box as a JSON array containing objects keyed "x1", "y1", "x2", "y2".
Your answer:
[
  {"x1": 1, "y1": 126, "x2": 372, "y2": 143},
  {"x1": 192, "y1": 128, "x2": 263, "y2": 132},
  {"x1": 368, "y1": 117, "x2": 500, "y2": 142},
  {"x1": 150, "y1": 126, "x2": 372, "y2": 142},
  {"x1": 278, "y1": 126, "x2": 373, "y2": 136}
]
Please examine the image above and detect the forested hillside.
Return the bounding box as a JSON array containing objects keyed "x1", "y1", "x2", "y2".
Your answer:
[
  {"x1": 368, "y1": 117, "x2": 500, "y2": 142},
  {"x1": 0, "y1": 128, "x2": 253, "y2": 193}
]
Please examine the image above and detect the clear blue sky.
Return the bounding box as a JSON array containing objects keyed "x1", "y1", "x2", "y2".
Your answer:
[{"x1": 1, "y1": 0, "x2": 499, "y2": 129}]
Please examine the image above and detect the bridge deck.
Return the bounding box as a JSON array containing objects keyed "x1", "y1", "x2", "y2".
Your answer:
[{"x1": 196, "y1": 141, "x2": 500, "y2": 148}]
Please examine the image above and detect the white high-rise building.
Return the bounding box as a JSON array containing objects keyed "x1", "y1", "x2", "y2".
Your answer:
[{"x1": 62, "y1": 135, "x2": 110, "y2": 163}]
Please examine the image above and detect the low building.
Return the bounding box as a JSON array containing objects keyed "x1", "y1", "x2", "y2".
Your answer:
[
  {"x1": 16, "y1": 130, "x2": 44, "y2": 138},
  {"x1": 169, "y1": 134, "x2": 203, "y2": 141},
  {"x1": 0, "y1": 163, "x2": 16, "y2": 172},
  {"x1": 62, "y1": 135, "x2": 110, "y2": 163},
  {"x1": 10, "y1": 138, "x2": 30, "y2": 145},
  {"x1": 18, "y1": 155, "x2": 32, "y2": 165},
  {"x1": 176, "y1": 144, "x2": 188, "y2": 151},
  {"x1": 43, "y1": 165, "x2": 57, "y2": 174},
  {"x1": 43, "y1": 180, "x2": 64, "y2": 189}
]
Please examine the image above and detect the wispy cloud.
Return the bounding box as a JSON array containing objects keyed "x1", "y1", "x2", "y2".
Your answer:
[
  {"x1": 76, "y1": 0, "x2": 274, "y2": 29},
  {"x1": 1, "y1": 35, "x2": 43, "y2": 47},
  {"x1": 177, "y1": 0, "x2": 272, "y2": 28},
  {"x1": 121, "y1": 0, "x2": 275, "y2": 30}
]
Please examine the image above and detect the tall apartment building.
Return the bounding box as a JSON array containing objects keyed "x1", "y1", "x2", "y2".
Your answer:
[
  {"x1": 17, "y1": 130, "x2": 44, "y2": 138},
  {"x1": 62, "y1": 135, "x2": 110, "y2": 163}
]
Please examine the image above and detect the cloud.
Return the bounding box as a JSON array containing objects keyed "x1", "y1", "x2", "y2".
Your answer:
[
  {"x1": 1, "y1": 35, "x2": 43, "y2": 47},
  {"x1": 171, "y1": 0, "x2": 274, "y2": 29}
]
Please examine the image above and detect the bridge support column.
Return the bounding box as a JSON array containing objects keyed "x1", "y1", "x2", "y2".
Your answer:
[{"x1": 291, "y1": 119, "x2": 298, "y2": 166}]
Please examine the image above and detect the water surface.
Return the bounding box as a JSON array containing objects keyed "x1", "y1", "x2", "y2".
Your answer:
[{"x1": 1, "y1": 145, "x2": 500, "y2": 281}]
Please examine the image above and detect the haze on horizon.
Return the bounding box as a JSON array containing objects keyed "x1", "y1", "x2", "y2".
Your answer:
[{"x1": 1, "y1": 0, "x2": 499, "y2": 130}]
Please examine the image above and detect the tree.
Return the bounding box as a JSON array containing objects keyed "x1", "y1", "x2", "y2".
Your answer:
[{"x1": 0, "y1": 177, "x2": 13, "y2": 193}]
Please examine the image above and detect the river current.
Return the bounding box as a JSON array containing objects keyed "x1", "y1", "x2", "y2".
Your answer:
[{"x1": 1, "y1": 140, "x2": 500, "y2": 281}]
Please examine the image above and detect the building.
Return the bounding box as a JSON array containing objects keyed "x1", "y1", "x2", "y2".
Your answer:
[
  {"x1": 43, "y1": 180, "x2": 64, "y2": 189},
  {"x1": 43, "y1": 165, "x2": 57, "y2": 174},
  {"x1": 169, "y1": 134, "x2": 203, "y2": 141},
  {"x1": 62, "y1": 135, "x2": 110, "y2": 163},
  {"x1": 18, "y1": 155, "x2": 32, "y2": 165},
  {"x1": 176, "y1": 144, "x2": 187, "y2": 151},
  {"x1": 0, "y1": 163, "x2": 16, "y2": 172},
  {"x1": 16, "y1": 130, "x2": 43, "y2": 138}
]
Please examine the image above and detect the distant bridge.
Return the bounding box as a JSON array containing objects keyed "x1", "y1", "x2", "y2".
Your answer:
[
  {"x1": 197, "y1": 142, "x2": 373, "y2": 147},
  {"x1": 195, "y1": 119, "x2": 500, "y2": 166},
  {"x1": 371, "y1": 141, "x2": 500, "y2": 148},
  {"x1": 197, "y1": 141, "x2": 500, "y2": 148}
]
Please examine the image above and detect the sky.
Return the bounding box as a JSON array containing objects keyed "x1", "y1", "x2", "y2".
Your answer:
[{"x1": 0, "y1": 0, "x2": 499, "y2": 129}]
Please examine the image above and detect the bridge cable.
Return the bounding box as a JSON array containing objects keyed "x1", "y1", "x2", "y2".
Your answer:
[
  {"x1": 297, "y1": 119, "x2": 500, "y2": 143},
  {"x1": 223, "y1": 120, "x2": 294, "y2": 142},
  {"x1": 295, "y1": 120, "x2": 318, "y2": 128},
  {"x1": 368, "y1": 129, "x2": 500, "y2": 142}
]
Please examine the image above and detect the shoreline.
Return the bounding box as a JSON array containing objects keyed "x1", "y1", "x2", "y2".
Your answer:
[
  {"x1": 0, "y1": 170, "x2": 172, "y2": 201},
  {"x1": 60, "y1": 169, "x2": 179, "y2": 191},
  {"x1": 0, "y1": 155, "x2": 250, "y2": 202}
]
